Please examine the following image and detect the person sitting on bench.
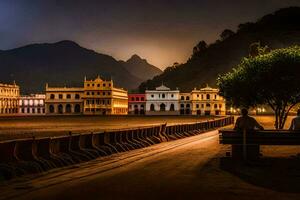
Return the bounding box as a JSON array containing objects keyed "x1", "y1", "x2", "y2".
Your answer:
[
  {"x1": 234, "y1": 108, "x2": 264, "y2": 131},
  {"x1": 289, "y1": 109, "x2": 300, "y2": 130}
]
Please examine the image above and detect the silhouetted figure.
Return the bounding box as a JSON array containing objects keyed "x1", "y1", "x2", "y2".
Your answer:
[
  {"x1": 289, "y1": 109, "x2": 300, "y2": 130},
  {"x1": 234, "y1": 108, "x2": 264, "y2": 131}
]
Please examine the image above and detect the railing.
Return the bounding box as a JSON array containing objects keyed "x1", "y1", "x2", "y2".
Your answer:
[{"x1": 0, "y1": 116, "x2": 234, "y2": 180}]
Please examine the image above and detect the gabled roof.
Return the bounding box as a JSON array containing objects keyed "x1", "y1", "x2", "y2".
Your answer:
[
  {"x1": 200, "y1": 85, "x2": 218, "y2": 92},
  {"x1": 155, "y1": 84, "x2": 170, "y2": 91}
]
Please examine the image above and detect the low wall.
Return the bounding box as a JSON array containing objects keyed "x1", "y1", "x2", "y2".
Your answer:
[{"x1": 0, "y1": 116, "x2": 234, "y2": 180}]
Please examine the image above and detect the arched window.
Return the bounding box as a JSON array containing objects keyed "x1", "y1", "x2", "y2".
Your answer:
[
  {"x1": 186, "y1": 104, "x2": 190, "y2": 108},
  {"x1": 140, "y1": 105, "x2": 145, "y2": 115},
  {"x1": 134, "y1": 105, "x2": 139, "y2": 114},
  {"x1": 160, "y1": 103, "x2": 166, "y2": 111},
  {"x1": 181, "y1": 96, "x2": 184, "y2": 100},
  {"x1": 214, "y1": 104, "x2": 218, "y2": 109},
  {"x1": 75, "y1": 104, "x2": 81, "y2": 113},
  {"x1": 170, "y1": 104, "x2": 175, "y2": 111},
  {"x1": 75, "y1": 94, "x2": 80, "y2": 99},
  {"x1": 206, "y1": 94, "x2": 210, "y2": 99},
  {"x1": 66, "y1": 94, "x2": 71, "y2": 99},
  {"x1": 186, "y1": 96, "x2": 190, "y2": 100},
  {"x1": 206, "y1": 103, "x2": 211, "y2": 107},
  {"x1": 58, "y1": 104, "x2": 63, "y2": 114},
  {"x1": 66, "y1": 104, "x2": 72, "y2": 113},
  {"x1": 162, "y1": 94, "x2": 165, "y2": 98},
  {"x1": 49, "y1": 105, "x2": 55, "y2": 113},
  {"x1": 150, "y1": 104, "x2": 155, "y2": 111},
  {"x1": 50, "y1": 94, "x2": 55, "y2": 99}
]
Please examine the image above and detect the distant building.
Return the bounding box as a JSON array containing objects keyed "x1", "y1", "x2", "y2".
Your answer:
[
  {"x1": 0, "y1": 82, "x2": 20, "y2": 115},
  {"x1": 190, "y1": 85, "x2": 226, "y2": 116},
  {"x1": 128, "y1": 94, "x2": 146, "y2": 115},
  {"x1": 18, "y1": 94, "x2": 46, "y2": 115},
  {"x1": 179, "y1": 93, "x2": 192, "y2": 115},
  {"x1": 145, "y1": 84, "x2": 180, "y2": 115},
  {"x1": 45, "y1": 84, "x2": 84, "y2": 115},
  {"x1": 82, "y1": 76, "x2": 128, "y2": 115}
]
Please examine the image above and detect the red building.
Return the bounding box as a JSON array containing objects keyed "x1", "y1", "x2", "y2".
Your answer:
[{"x1": 128, "y1": 94, "x2": 146, "y2": 115}]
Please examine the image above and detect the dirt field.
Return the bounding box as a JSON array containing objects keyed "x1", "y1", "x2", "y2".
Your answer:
[
  {"x1": 0, "y1": 115, "x2": 294, "y2": 141},
  {"x1": 0, "y1": 115, "x2": 217, "y2": 141}
]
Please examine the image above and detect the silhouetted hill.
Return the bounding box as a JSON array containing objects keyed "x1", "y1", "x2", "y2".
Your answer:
[
  {"x1": 139, "y1": 7, "x2": 300, "y2": 92},
  {"x1": 0, "y1": 40, "x2": 159, "y2": 93},
  {"x1": 121, "y1": 54, "x2": 162, "y2": 81}
]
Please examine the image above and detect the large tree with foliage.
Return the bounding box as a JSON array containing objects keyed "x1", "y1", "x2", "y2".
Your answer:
[{"x1": 217, "y1": 46, "x2": 300, "y2": 129}]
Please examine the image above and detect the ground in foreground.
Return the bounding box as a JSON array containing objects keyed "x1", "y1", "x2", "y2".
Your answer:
[{"x1": 1, "y1": 129, "x2": 300, "y2": 200}]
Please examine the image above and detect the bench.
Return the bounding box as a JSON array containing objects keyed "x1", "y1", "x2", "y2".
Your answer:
[{"x1": 219, "y1": 129, "x2": 300, "y2": 160}]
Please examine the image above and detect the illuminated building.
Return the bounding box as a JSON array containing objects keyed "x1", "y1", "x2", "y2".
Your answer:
[
  {"x1": 0, "y1": 82, "x2": 20, "y2": 115},
  {"x1": 45, "y1": 84, "x2": 84, "y2": 115},
  {"x1": 145, "y1": 84, "x2": 180, "y2": 115},
  {"x1": 19, "y1": 94, "x2": 46, "y2": 115},
  {"x1": 83, "y1": 76, "x2": 128, "y2": 115},
  {"x1": 179, "y1": 93, "x2": 192, "y2": 115},
  {"x1": 128, "y1": 94, "x2": 146, "y2": 115},
  {"x1": 190, "y1": 85, "x2": 226, "y2": 116}
]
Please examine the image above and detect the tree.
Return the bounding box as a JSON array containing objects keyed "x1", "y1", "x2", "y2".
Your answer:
[
  {"x1": 249, "y1": 42, "x2": 270, "y2": 57},
  {"x1": 193, "y1": 40, "x2": 207, "y2": 55},
  {"x1": 217, "y1": 46, "x2": 300, "y2": 129},
  {"x1": 220, "y1": 29, "x2": 235, "y2": 40}
]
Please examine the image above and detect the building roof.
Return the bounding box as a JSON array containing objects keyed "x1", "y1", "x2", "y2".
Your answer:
[{"x1": 155, "y1": 84, "x2": 170, "y2": 91}]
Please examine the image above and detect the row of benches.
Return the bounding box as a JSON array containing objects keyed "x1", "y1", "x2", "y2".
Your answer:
[{"x1": 0, "y1": 116, "x2": 234, "y2": 180}]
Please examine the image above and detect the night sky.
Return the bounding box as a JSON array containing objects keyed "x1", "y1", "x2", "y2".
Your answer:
[{"x1": 1, "y1": 0, "x2": 300, "y2": 69}]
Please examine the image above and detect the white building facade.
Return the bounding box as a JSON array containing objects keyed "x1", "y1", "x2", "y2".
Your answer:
[
  {"x1": 145, "y1": 85, "x2": 180, "y2": 115},
  {"x1": 18, "y1": 94, "x2": 46, "y2": 115}
]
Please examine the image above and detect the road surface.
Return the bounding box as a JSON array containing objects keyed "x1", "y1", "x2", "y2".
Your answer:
[{"x1": 1, "y1": 130, "x2": 300, "y2": 200}]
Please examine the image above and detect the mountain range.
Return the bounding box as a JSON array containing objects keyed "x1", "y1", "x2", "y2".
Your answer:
[
  {"x1": 0, "y1": 41, "x2": 162, "y2": 94},
  {"x1": 139, "y1": 7, "x2": 300, "y2": 92}
]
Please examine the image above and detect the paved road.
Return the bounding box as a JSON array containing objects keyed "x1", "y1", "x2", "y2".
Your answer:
[{"x1": 1, "y1": 130, "x2": 299, "y2": 200}]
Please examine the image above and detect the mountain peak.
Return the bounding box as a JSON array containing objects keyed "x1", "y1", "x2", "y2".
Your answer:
[
  {"x1": 127, "y1": 54, "x2": 145, "y2": 62},
  {"x1": 123, "y1": 54, "x2": 162, "y2": 81},
  {"x1": 54, "y1": 40, "x2": 81, "y2": 47}
]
